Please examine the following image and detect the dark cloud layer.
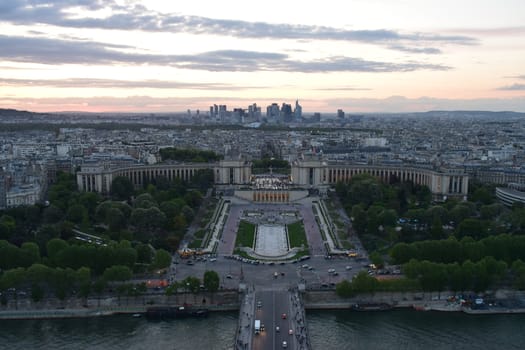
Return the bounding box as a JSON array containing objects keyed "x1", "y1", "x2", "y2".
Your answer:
[
  {"x1": 498, "y1": 83, "x2": 525, "y2": 91},
  {"x1": 0, "y1": 77, "x2": 265, "y2": 90},
  {"x1": 0, "y1": 35, "x2": 450, "y2": 73},
  {"x1": 0, "y1": 1, "x2": 476, "y2": 54}
]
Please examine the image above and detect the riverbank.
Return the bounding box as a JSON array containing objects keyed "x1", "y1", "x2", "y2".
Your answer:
[
  {"x1": 302, "y1": 289, "x2": 525, "y2": 315},
  {"x1": 0, "y1": 290, "x2": 240, "y2": 320},
  {"x1": 2, "y1": 289, "x2": 525, "y2": 320}
]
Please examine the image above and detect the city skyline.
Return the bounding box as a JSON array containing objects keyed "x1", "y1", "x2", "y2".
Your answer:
[{"x1": 0, "y1": 0, "x2": 524, "y2": 113}]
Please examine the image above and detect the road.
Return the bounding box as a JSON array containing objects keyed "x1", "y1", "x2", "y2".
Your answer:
[
  {"x1": 171, "y1": 254, "x2": 370, "y2": 291},
  {"x1": 252, "y1": 290, "x2": 295, "y2": 350}
]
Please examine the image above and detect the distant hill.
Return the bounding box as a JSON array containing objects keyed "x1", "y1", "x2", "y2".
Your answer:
[
  {"x1": 416, "y1": 110, "x2": 525, "y2": 118},
  {"x1": 0, "y1": 108, "x2": 50, "y2": 118}
]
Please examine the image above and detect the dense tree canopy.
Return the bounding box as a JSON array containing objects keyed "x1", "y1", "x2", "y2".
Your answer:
[
  {"x1": 159, "y1": 147, "x2": 222, "y2": 163},
  {"x1": 203, "y1": 270, "x2": 220, "y2": 293}
]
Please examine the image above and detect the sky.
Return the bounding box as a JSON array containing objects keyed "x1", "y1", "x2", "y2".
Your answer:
[{"x1": 0, "y1": 0, "x2": 524, "y2": 114}]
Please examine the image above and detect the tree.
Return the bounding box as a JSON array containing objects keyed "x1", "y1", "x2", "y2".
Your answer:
[
  {"x1": 136, "y1": 244, "x2": 154, "y2": 264},
  {"x1": 351, "y1": 271, "x2": 378, "y2": 294},
  {"x1": 134, "y1": 193, "x2": 157, "y2": 209},
  {"x1": 46, "y1": 238, "x2": 69, "y2": 264},
  {"x1": 390, "y1": 242, "x2": 417, "y2": 264},
  {"x1": 43, "y1": 205, "x2": 64, "y2": 224},
  {"x1": 78, "y1": 192, "x2": 101, "y2": 217},
  {"x1": 66, "y1": 204, "x2": 87, "y2": 224},
  {"x1": 430, "y1": 216, "x2": 444, "y2": 240},
  {"x1": 369, "y1": 252, "x2": 384, "y2": 268},
  {"x1": 50, "y1": 267, "x2": 76, "y2": 300},
  {"x1": 106, "y1": 207, "x2": 126, "y2": 232},
  {"x1": 182, "y1": 276, "x2": 201, "y2": 294},
  {"x1": 480, "y1": 203, "x2": 504, "y2": 220},
  {"x1": 184, "y1": 190, "x2": 203, "y2": 209},
  {"x1": 426, "y1": 205, "x2": 448, "y2": 223},
  {"x1": 511, "y1": 260, "x2": 525, "y2": 290},
  {"x1": 152, "y1": 249, "x2": 172, "y2": 269},
  {"x1": 27, "y1": 263, "x2": 50, "y2": 284},
  {"x1": 111, "y1": 176, "x2": 134, "y2": 200},
  {"x1": 31, "y1": 283, "x2": 45, "y2": 302},
  {"x1": 351, "y1": 204, "x2": 367, "y2": 233},
  {"x1": 113, "y1": 202, "x2": 132, "y2": 218},
  {"x1": 379, "y1": 209, "x2": 397, "y2": 228},
  {"x1": 0, "y1": 215, "x2": 15, "y2": 240},
  {"x1": 449, "y1": 204, "x2": 474, "y2": 225},
  {"x1": 130, "y1": 206, "x2": 166, "y2": 231},
  {"x1": 182, "y1": 205, "x2": 195, "y2": 223},
  {"x1": 95, "y1": 201, "x2": 113, "y2": 222},
  {"x1": 130, "y1": 208, "x2": 149, "y2": 229},
  {"x1": 447, "y1": 263, "x2": 464, "y2": 292},
  {"x1": 348, "y1": 176, "x2": 383, "y2": 207},
  {"x1": 76, "y1": 267, "x2": 92, "y2": 299},
  {"x1": 103, "y1": 265, "x2": 132, "y2": 282},
  {"x1": 190, "y1": 169, "x2": 215, "y2": 191},
  {"x1": 456, "y1": 218, "x2": 488, "y2": 240},
  {"x1": 173, "y1": 214, "x2": 188, "y2": 233},
  {"x1": 160, "y1": 201, "x2": 181, "y2": 219},
  {"x1": 471, "y1": 187, "x2": 494, "y2": 205},
  {"x1": 203, "y1": 270, "x2": 220, "y2": 293},
  {"x1": 21, "y1": 242, "x2": 40, "y2": 265},
  {"x1": 335, "y1": 280, "x2": 354, "y2": 298}
]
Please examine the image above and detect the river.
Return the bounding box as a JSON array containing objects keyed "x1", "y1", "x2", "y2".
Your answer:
[{"x1": 0, "y1": 310, "x2": 524, "y2": 350}]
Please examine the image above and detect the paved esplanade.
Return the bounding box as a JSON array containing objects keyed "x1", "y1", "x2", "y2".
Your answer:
[
  {"x1": 235, "y1": 288, "x2": 310, "y2": 350},
  {"x1": 255, "y1": 225, "x2": 288, "y2": 256}
]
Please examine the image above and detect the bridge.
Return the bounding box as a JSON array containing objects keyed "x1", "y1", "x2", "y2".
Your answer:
[{"x1": 235, "y1": 287, "x2": 311, "y2": 350}]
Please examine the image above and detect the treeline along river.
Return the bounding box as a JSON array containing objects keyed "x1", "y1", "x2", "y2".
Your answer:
[{"x1": 1, "y1": 310, "x2": 524, "y2": 350}]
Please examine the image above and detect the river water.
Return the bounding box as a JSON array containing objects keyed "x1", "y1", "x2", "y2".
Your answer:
[{"x1": 1, "y1": 310, "x2": 524, "y2": 350}]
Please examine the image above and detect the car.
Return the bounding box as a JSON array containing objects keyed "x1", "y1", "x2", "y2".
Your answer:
[
  {"x1": 288, "y1": 329, "x2": 293, "y2": 335},
  {"x1": 226, "y1": 274, "x2": 233, "y2": 279},
  {"x1": 308, "y1": 266, "x2": 314, "y2": 270},
  {"x1": 333, "y1": 272, "x2": 339, "y2": 276},
  {"x1": 276, "y1": 326, "x2": 280, "y2": 332},
  {"x1": 209, "y1": 258, "x2": 217, "y2": 262},
  {"x1": 257, "y1": 301, "x2": 262, "y2": 308},
  {"x1": 328, "y1": 268, "x2": 336, "y2": 274},
  {"x1": 282, "y1": 340, "x2": 288, "y2": 348},
  {"x1": 281, "y1": 313, "x2": 287, "y2": 319},
  {"x1": 345, "y1": 265, "x2": 352, "y2": 270},
  {"x1": 302, "y1": 264, "x2": 309, "y2": 269}
]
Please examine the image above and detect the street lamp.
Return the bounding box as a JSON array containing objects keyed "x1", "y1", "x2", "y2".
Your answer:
[{"x1": 184, "y1": 282, "x2": 190, "y2": 304}]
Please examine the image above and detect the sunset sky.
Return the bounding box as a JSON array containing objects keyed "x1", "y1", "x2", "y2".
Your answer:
[{"x1": 1, "y1": 0, "x2": 524, "y2": 113}]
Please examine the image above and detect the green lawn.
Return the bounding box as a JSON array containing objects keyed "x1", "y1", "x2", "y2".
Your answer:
[
  {"x1": 194, "y1": 229, "x2": 206, "y2": 239},
  {"x1": 288, "y1": 221, "x2": 308, "y2": 248},
  {"x1": 235, "y1": 220, "x2": 256, "y2": 248},
  {"x1": 188, "y1": 239, "x2": 202, "y2": 249}
]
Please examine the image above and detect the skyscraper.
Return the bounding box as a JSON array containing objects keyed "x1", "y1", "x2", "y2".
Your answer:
[{"x1": 294, "y1": 99, "x2": 302, "y2": 121}]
